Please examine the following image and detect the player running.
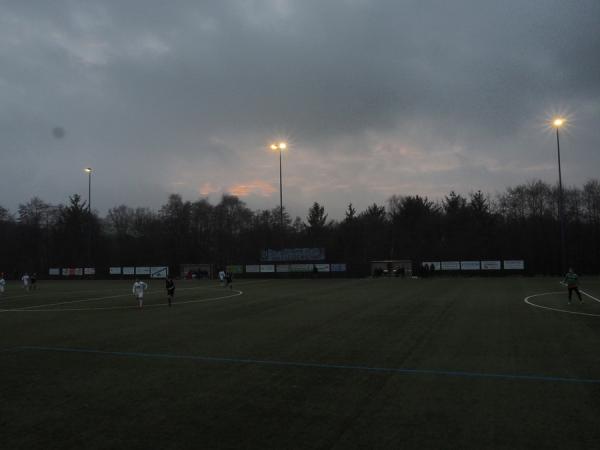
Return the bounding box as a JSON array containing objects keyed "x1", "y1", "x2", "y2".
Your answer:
[
  {"x1": 132, "y1": 279, "x2": 148, "y2": 309},
  {"x1": 165, "y1": 276, "x2": 175, "y2": 307},
  {"x1": 225, "y1": 271, "x2": 233, "y2": 290},
  {"x1": 21, "y1": 273, "x2": 30, "y2": 291},
  {"x1": 563, "y1": 268, "x2": 583, "y2": 305}
]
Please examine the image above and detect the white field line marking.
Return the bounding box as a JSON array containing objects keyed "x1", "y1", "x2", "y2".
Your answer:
[
  {"x1": 0, "y1": 290, "x2": 243, "y2": 312},
  {"x1": 524, "y1": 291, "x2": 600, "y2": 317},
  {"x1": 559, "y1": 281, "x2": 600, "y2": 304},
  {"x1": 0, "y1": 279, "x2": 268, "y2": 313},
  {"x1": 0, "y1": 287, "x2": 128, "y2": 302},
  {"x1": 0, "y1": 279, "x2": 266, "y2": 303},
  {"x1": 17, "y1": 293, "x2": 129, "y2": 309},
  {"x1": 0, "y1": 280, "x2": 267, "y2": 311},
  {"x1": 1, "y1": 284, "x2": 238, "y2": 311},
  {"x1": 581, "y1": 289, "x2": 600, "y2": 304}
]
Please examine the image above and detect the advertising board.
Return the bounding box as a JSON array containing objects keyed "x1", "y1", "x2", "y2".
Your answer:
[
  {"x1": 460, "y1": 261, "x2": 481, "y2": 271},
  {"x1": 504, "y1": 260, "x2": 525, "y2": 270},
  {"x1": 441, "y1": 261, "x2": 460, "y2": 271},
  {"x1": 481, "y1": 260, "x2": 501, "y2": 270}
]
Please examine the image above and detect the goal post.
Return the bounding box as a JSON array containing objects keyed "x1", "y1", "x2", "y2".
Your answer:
[{"x1": 180, "y1": 263, "x2": 214, "y2": 279}]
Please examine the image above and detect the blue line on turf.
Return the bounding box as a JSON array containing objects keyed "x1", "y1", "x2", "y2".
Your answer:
[
  {"x1": 17, "y1": 345, "x2": 600, "y2": 385},
  {"x1": 0, "y1": 347, "x2": 22, "y2": 353}
]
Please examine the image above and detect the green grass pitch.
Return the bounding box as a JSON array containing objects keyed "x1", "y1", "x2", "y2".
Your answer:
[{"x1": 2, "y1": 277, "x2": 600, "y2": 449}]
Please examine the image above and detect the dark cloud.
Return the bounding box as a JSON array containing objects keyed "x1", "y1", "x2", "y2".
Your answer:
[{"x1": 1, "y1": 0, "x2": 599, "y2": 218}]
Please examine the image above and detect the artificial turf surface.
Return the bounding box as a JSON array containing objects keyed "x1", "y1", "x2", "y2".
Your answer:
[{"x1": 2, "y1": 276, "x2": 600, "y2": 449}]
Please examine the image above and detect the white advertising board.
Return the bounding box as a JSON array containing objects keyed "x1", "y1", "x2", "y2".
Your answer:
[
  {"x1": 314, "y1": 264, "x2": 330, "y2": 272},
  {"x1": 123, "y1": 267, "x2": 135, "y2": 275},
  {"x1": 441, "y1": 261, "x2": 460, "y2": 271},
  {"x1": 291, "y1": 264, "x2": 313, "y2": 272},
  {"x1": 260, "y1": 264, "x2": 275, "y2": 273},
  {"x1": 460, "y1": 261, "x2": 481, "y2": 271},
  {"x1": 422, "y1": 262, "x2": 441, "y2": 271},
  {"x1": 135, "y1": 267, "x2": 150, "y2": 275},
  {"x1": 109, "y1": 267, "x2": 122, "y2": 275},
  {"x1": 245, "y1": 265, "x2": 260, "y2": 273},
  {"x1": 49, "y1": 268, "x2": 60, "y2": 276},
  {"x1": 504, "y1": 260, "x2": 525, "y2": 270},
  {"x1": 481, "y1": 260, "x2": 501, "y2": 270},
  {"x1": 84, "y1": 267, "x2": 95, "y2": 275},
  {"x1": 276, "y1": 264, "x2": 291, "y2": 273},
  {"x1": 330, "y1": 263, "x2": 347, "y2": 272}
]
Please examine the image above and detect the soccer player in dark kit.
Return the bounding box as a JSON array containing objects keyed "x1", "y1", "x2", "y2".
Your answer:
[
  {"x1": 165, "y1": 276, "x2": 175, "y2": 307},
  {"x1": 563, "y1": 268, "x2": 583, "y2": 305}
]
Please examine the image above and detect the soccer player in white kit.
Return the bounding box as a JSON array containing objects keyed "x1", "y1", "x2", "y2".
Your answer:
[
  {"x1": 132, "y1": 279, "x2": 148, "y2": 309},
  {"x1": 218, "y1": 269, "x2": 225, "y2": 285},
  {"x1": 0, "y1": 273, "x2": 6, "y2": 295},
  {"x1": 21, "y1": 273, "x2": 31, "y2": 291}
]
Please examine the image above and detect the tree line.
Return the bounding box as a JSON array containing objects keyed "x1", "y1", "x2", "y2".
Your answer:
[{"x1": 1, "y1": 179, "x2": 599, "y2": 277}]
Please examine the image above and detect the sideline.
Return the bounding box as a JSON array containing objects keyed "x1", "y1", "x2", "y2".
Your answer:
[{"x1": 10, "y1": 345, "x2": 600, "y2": 385}]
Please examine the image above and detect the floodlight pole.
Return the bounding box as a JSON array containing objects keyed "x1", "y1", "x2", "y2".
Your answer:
[
  {"x1": 88, "y1": 170, "x2": 92, "y2": 213},
  {"x1": 279, "y1": 147, "x2": 283, "y2": 230},
  {"x1": 84, "y1": 167, "x2": 93, "y2": 266},
  {"x1": 556, "y1": 128, "x2": 566, "y2": 274}
]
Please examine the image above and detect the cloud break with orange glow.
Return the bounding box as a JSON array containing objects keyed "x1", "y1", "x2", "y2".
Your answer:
[{"x1": 228, "y1": 180, "x2": 277, "y2": 198}]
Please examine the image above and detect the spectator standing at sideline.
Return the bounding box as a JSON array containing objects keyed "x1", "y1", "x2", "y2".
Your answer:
[{"x1": 165, "y1": 277, "x2": 175, "y2": 307}]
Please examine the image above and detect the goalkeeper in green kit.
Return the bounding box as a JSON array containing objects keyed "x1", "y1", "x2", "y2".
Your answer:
[{"x1": 563, "y1": 268, "x2": 583, "y2": 305}]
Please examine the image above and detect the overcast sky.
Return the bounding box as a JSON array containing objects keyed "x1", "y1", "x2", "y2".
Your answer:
[{"x1": 1, "y1": 0, "x2": 599, "y2": 219}]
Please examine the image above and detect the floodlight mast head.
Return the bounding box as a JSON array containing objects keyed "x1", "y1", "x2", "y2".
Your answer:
[
  {"x1": 270, "y1": 142, "x2": 287, "y2": 151},
  {"x1": 553, "y1": 118, "x2": 565, "y2": 128},
  {"x1": 84, "y1": 167, "x2": 93, "y2": 173}
]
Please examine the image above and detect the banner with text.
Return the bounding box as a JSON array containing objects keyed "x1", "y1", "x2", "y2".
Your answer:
[
  {"x1": 503, "y1": 260, "x2": 525, "y2": 270},
  {"x1": 481, "y1": 260, "x2": 501, "y2": 270},
  {"x1": 441, "y1": 261, "x2": 460, "y2": 271},
  {"x1": 261, "y1": 248, "x2": 325, "y2": 262},
  {"x1": 460, "y1": 261, "x2": 481, "y2": 271}
]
